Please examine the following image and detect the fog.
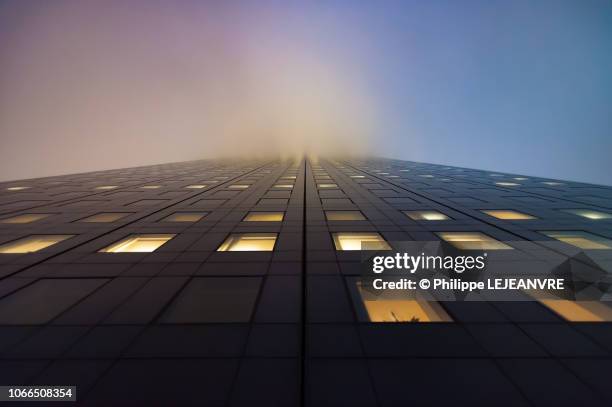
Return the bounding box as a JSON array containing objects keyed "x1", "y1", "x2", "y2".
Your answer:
[{"x1": 0, "y1": 2, "x2": 376, "y2": 181}]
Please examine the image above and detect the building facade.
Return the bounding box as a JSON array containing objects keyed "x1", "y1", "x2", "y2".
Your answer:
[{"x1": 0, "y1": 157, "x2": 611, "y2": 406}]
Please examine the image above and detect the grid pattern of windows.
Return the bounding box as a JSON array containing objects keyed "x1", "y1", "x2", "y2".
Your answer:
[{"x1": 0, "y1": 157, "x2": 610, "y2": 405}]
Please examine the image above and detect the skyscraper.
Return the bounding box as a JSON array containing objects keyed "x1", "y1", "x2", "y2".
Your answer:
[{"x1": 0, "y1": 157, "x2": 611, "y2": 405}]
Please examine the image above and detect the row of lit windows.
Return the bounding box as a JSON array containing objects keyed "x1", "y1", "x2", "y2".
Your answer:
[
  {"x1": 2, "y1": 229, "x2": 611, "y2": 254},
  {"x1": 357, "y1": 284, "x2": 612, "y2": 323},
  {"x1": 3, "y1": 208, "x2": 609, "y2": 225}
]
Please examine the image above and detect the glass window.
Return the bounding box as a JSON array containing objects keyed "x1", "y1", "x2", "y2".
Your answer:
[
  {"x1": 99, "y1": 234, "x2": 175, "y2": 253},
  {"x1": 163, "y1": 212, "x2": 207, "y2": 222},
  {"x1": 325, "y1": 211, "x2": 366, "y2": 221},
  {"x1": 561, "y1": 209, "x2": 612, "y2": 220},
  {"x1": 481, "y1": 210, "x2": 536, "y2": 220},
  {"x1": 141, "y1": 185, "x2": 161, "y2": 189},
  {"x1": 79, "y1": 213, "x2": 131, "y2": 223},
  {"x1": 0, "y1": 279, "x2": 107, "y2": 324},
  {"x1": 332, "y1": 232, "x2": 391, "y2": 251},
  {"x1": 273, "y1": 184, "x2": 293, "y2": 189},
  {"x1": 228, "y1": 184, "x2": 249, "y2": 189},
  {"x1": 350, "y1": 175, "x2": 365, "y2": 178},
  {"x1": 540, "y1": 231, "x2": 612, "y2": 250},
  {"x1": 0, "y1": 214, "x2": 51, "y2": 224},
  {"x1": 539, "y1": 299, "x2": 612, "y2": 322},
  {"x1": 243, "y1": 212, "x2": 284, "y2": 222},
  {"x1": 357, "y1": 283, "x2": 451, "y2": 322},
  {"x1": 542, "y1": 181, "x2": 563, "y2": 186},
  {"x1": 217, "y1": 233, "x2": 277, "y2": 251},
  {"x1": 437, "y1": 232, "x2": 512, "y2": 250},
  {"x1": 6, "y1": 186, "x2": 30, "y2": 191},
  {"x1": 161, "y1": 277, "x2": 261, "y2": 323},
  {"x1": 318, "y1": 183, "x2": 338, "y2": 189},
  {"x1": 95, "y1": 185, "x2": 118, "y2": 190},
  {"x1": 185, "y1": 184, "x2": 207, "y2": 189},
  {"x1": 404, "y1": 210, "x2": 450, "y2": 221},
  {"x1": 0, "y1": 235, "x2": 74, "y2": 253},
  {"x1": 495, "y1": 182, "x2": 520, "y2": 187}
]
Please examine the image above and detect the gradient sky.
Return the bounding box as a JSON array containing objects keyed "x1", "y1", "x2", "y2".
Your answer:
[{"x1": 1, "y1": 0, "x2": 611, "y2": 185}]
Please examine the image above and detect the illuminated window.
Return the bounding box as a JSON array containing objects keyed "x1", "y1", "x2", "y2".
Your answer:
[
  {"x1": 325, "y1": 211, "x2": 366, "y2": 221},
  {"x1": 163, "y1": 212, "x2": 207, "y2": 222},
  {"x1": 282, "y1": 176, "x2": 297, "y2": 180},
  {"x1": 0, "y1": 214, "x2": 50, "y2": 224},
  {"x1": 495, "y1": 182, "x2": 520, "y2": 187},
  {"x1": 6, "y1": 186, "x2": 30, "y2": 191},
  {"x1": 542, "y1": 181, "x2": 563, "y2": 186},
  {"x1": 514, "y1": 177, "x2": 528, "y2": 181},
  {"x1": 357, "y1": 284, "x2": 451, "y2": 322},
  {"x1": 217, "y1": 233, "x2": 277, "y2": 251},
  {"x1": 243, "y1": 212, "x2": 284, "y2": 222},
  {"x1": 141, "y1": 185, "x2": 161, "y2": 189},
  {"x1": 400, "y1": 169, "x2": 410, "y2": 172},
  {"x1": 332, "y1": 232, "x2": 391, "y2": 251},
  {"x1": 481, "y1": 210, "x2": 536, "y2": 220},
  {"x1": 273, "y1": 184, "x2": 293, "y2": 189},
  {"x1": 0, "y1": 235, "x2": 74, "y2": 253},
  {"x1": 318, "y1": 184, "x2": 338, "y2": 189},
  {"x1": 561, "y1": 209, "x2": 612, "y2": 220},
  {"x1": 437, "y1": 232, "x2": 512, "y2": 250},
  {"x1": 404, "y1": 210, "x2": 450, "y2": 221},
  {"x1": 79, "y1": 213, "x2": 130, "y2": 223},
  {"x1": 95, "y1": 185, "x2": 118, "y2": 190},
  {"x1": 99, "y1": 234, "x2": 175, "y2": 253},
  {"x1": 419, "y1": 174, "x2": 434, "y2": 178},
  {"x1": 540, "y1": 231, "x2": 612, "y2": 250},
  {"x1": 350, "y1": 175, "x2": 365, "y2": 179},
  {"x1": 539, "y1": 299, "x2": 612, "y2": 322},
  {"x1": 228, "y1": 184, "x2": 249, "y2": 189},
  {"x1": 185, "y1": 185, "x2": 206, "y2": 189}
]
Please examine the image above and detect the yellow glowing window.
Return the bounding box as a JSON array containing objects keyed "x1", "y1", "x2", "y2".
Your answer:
[
  {"x1": 325, "y1": 211, "x2": 366, "y2": 221},
  {"x1": 99, "y1": 234, "x2": 175, "y2": 253},
  {"x1": 185, "y1": 185, "x2": 206, "y2": 189},
  {"x1": 228, "y1": 185, "x2": 249, "y2": 189},
  {"x1": 318, "y1": 184, "x2": 338, "y2": 189},
  {"x1": 163, "y1": 212, "x2": 207, "y2": 222},
  {"x1": 539, "y1": 299, "x2": 612, "y2": 322},
  {"x1": 217, "y1": 233, "x2": 277, "y2": 251},
  {"x1": 243, "y1": 212, "x2": 284, "y2": 222},
  {"x1": 273, "y1": 184, "x2": 293, "y2": 189},
  {"x1": 332, "y1": 232, "x2": 391, "y2": 251},
  {"x1": 141, "y1": 185, "x2": 161, "y2": 189},
  {"x1": 561, "y1": 209, "x2": 612, "y2": 220},
  {"x1": 495, "y1": 182, "x2": 520, "y2": 187},
  {"x1": 95, "y1": 185, "x2": 118, "y2": 190},
  {"x1": 350, "y1": 175, "x2": 365, "y2": 178},
  {"x1": 540, "y1": 231, "x2": 612, "y2": 250},
  {"x1": 358, "y1": 285, "x2": 451, "y2": 322},
  {"x1": 0, "y1": 235, "x2": 74, "y2": 253},
  {"x1": 437, "y1": 232, "x2": 512, "y2": 250},
  {"x1": 79, "y1": 213, "x2": 130, "y2": 223},
  {"x1": 482, "y1": 210, "x2": 536, "y2": 220},
  {"x1": 404, "y1": 210, "x2": 450, "y2": 221},
  {"x1": 6, "y1": 186, "x2": 30, "y2": 191},
  {"x1": 282, "y1": 176, "x2": 297, "y2": 180},
  {"x1": 0, "y1": 214, "x2": 50, "y2": 224}
]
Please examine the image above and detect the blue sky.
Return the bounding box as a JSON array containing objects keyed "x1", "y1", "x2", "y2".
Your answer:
[{"x1": 1, "y1": 0, "x2": 611, "y2": 184}]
